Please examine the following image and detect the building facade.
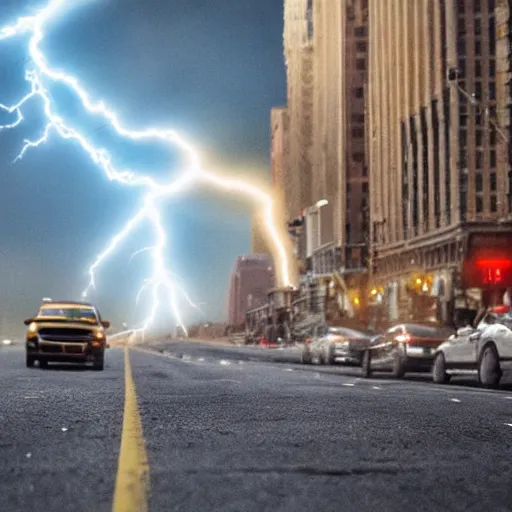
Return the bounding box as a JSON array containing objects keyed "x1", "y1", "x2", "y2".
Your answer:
[
  {"x1": 270, "y1": 107, "x2": 291, "y2": 220},
  {"x1": 251, "y1": 212, "x2": 270, "y2": 255},
  {"x1": 283, "y1": 0, "x2": 315, "y2": 221},
  {"x1": 227, "y1": 254, "x2": 275, "y2": 327},
  {"x1": 368, "y1": 0, "x2": 512, "y2": 326}
]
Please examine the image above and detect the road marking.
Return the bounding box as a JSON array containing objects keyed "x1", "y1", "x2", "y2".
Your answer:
[
  {"x1": 505, "y1": 423, "x2": 512, "y2": 428},
  {"x1": 342, "y1": 383, "x2": 355, "y2": 387},
  {"x1": 113, "y1": 348, "x2": 149, "y2": 512},
  {"x1": 450, "y1": 398, "x2": 461, "y2": 403},
  {"x1": 372, "y1": 386, "x2": 382, "y2": 390}
]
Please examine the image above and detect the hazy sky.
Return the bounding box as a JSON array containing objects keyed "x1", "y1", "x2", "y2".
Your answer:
[{"x1": 0, "y1": 0, "x2": 286, "y2": 336}]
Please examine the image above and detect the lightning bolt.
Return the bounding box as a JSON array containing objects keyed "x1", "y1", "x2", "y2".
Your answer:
[{"x1": 0, "y1": 0, "x2": 293, "y2": 334}]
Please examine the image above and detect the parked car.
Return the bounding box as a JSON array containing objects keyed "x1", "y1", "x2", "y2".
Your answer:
[
  {"x1": 361, "y1": 323, "x2": 455, "y2": 379},
  {"x1": 432, "y1": 304, "x2": 512, "y2": 388},
  {"x1": 301, "y1": 324, "x2": 372, "y2": 365}
]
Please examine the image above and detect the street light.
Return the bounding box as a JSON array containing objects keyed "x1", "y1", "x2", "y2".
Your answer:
[
  {"x1": 305, "y1": 198, "x2": 329, "y2": 259},
  {"x1": 447, "y1": 66, "x2": 509, "y2": 143}
]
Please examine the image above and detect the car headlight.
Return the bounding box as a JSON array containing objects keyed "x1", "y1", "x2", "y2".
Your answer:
[
  {"x1": 93, "y1": 330, "x2": 105, "y2": 340},
  {"x1": 27, "y1": 322, "x2": 38, "y2": 339}
]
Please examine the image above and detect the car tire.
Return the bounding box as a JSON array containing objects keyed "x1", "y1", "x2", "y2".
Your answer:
[
  {"x1": 301, "y1": 351, "x2": 311, "y2": 364},
  {"x1": 361, "y1": 349, "x2": 372, "y2": 378},
  {"x1": 92, "y1": 354, "x2": 105, "y2": 371},
  {"x1": 432, "y1": 352, "x2": 450, "y2": 384},
  {"x1": 391, "y1": 344, "x2": 406, "y2": 379},
  {"x1": 324, "y1": 347, "x2": 334, "y2": 365},
  {"x1": 478, "y1": 343, "x2": 501, "y2": 389},
  {"x1": 39, "y1": 359, "x2": 48, "y2": 369},
  {"x1": 26, "y1": 354, "x2": 35, "y2": 368}
]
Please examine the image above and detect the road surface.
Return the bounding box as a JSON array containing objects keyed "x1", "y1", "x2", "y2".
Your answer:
[{"x1": 1, "y1": 342, "x2": 512, "y2": 511}]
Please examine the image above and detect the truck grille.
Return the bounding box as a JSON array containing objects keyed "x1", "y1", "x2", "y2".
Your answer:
[{"x1": 38, "y1": 328, "x2": 92, "y2": 342}]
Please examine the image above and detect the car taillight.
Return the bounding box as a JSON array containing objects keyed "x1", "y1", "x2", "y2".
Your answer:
[{"x1": 395, "y1": 334, "x2": 411, "y2": 343}]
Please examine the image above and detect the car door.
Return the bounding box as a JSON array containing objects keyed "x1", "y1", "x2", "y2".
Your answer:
[
  {"x1": 370, "y1": 327, "x2": 399, "y2": 369},
  {"x1": 444, "y1": 325, "x2": 477, "y2": 366}
]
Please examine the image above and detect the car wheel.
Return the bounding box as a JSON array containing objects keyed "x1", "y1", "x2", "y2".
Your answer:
[
  {"x1": 324, "y1": 347, "x2": 334, "y2": 365},
  {"x1": 478, "y1": 343, "x2": 501, "y2": 389},
  {"x1": 361, "y1": 349, "x2": 372, "y2": 378},
  {"x1": 26, "y1": 354, "x2": 35, "y2": 368},
  {"x1": 432, "y1": 352, "x2": 450, "y2": 384},
  {"x1": 39, "y1": 359, "x2": 48, "y2": 369},
  {"x1": 301, "y1": 351, "x2": 311, "y2": 364},
  {"x1": 391, "y1": 344, "x2": 406, "y2": 379},
  {"x1": 92, "y1": 354, "x2": 105, "y2": 371}
]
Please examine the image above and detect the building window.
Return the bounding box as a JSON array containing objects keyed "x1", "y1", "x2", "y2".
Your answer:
[
  {"x1": 356, "y1": 58, "x2": 366, "y2": 71},
  {"x1": 353, "y1": 152, "x2": 364, "y2": 162},
  {"x1": 362, "y1": 182, "x2": 369, "y2": 194},
  {"x1": 351, "y1": 127, "x2": 364, "y2": 138},
  {"x1": 474, "y1": 0, "x2": 481, "y2": 13},
  {"x1": 476, "y1": 129, "x2": 483, "y2": 147},
  {"x1": 491, "y1": 195, "x2": 497, "y2": 212},
  {"x1": 345, "y1": 223, "x2": 351, "y2": 243},
  {"x1": 476, "y1": 151, "x2": 484, "y2": 169},
  {"x1": 475, "y1": 81, "x2": 482, "y2": 99},
  {"x1": 354, "y1": 26, "x2": 366, "y2": 38},
  {"x1": 490, "y1": 172, "x2": 497, "y2": 191},
  {"x1": 489, "y1": 17, "x2": 496, "y2": 55},
  {"x1": 490, "y1": 59, "x2": 496, "y2": 78},
  {"x1": 475, "y1": 40, "x2": 482, "y2": 56},
  {"x1": 346, "y1": 183, "x2": 351, "y2": 194},
  {"x1": 476, "y1": 172, "x2": 483, "y2": 192},
  {"x1": 474, "y1": 18, "x2": 481, "y2": 36},
  {"x1": 475, "y1": 60, "x2": 482, "y2": 77},
  {"x1": 354, "y1": 87, "x2": 364, "y2": 98},
  {"x1": 490, "y1": 129, "x2": 496, "y2": 146},
  {"x1": 491, "y1": 149, "x2": 497, "y2": 168},
  {"x1": 351, "y1": 114, "x2": 365, "y2": 124},
  {"x1": 362, "y1": 165, "x2": 368, "y2": 177},
  {"x1": 356, "y1": 41, "x2": 367, "y2": 53},
  {"x1": 476, "y1": 195, "x2": 483, "y2": 213},
  {"x1": 489, "y1": 82, "x2": 496, "y2": 101}
]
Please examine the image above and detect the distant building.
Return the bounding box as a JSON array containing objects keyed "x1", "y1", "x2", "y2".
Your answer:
[
  {"x1": 251, "y1": 212, "x2": 270, "y2": 255},
  {"x1": 270, "y1": 107, "x2": 291, "y2": 220},
  {"x1": 227, "y1": 254, "x2": 275, "y2": 326},
  {"x1": 283, "y1": 0, "x2": 315, "y2": 221},
  {"x1": 310, "y1": 0, "x2": 369, "y2": 269},
  {"x1": 367, "y1": 0, "x2": 512, "y2": 324}
]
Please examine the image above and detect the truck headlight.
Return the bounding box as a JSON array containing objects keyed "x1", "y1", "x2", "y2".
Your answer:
[{"x1": 27, "y1": 322, "x2": 38, "y2": 339}]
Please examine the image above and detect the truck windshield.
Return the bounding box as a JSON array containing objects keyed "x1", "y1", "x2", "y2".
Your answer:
[{"x1": 38, "y1": 307, "x2": 98, "y2": 324}]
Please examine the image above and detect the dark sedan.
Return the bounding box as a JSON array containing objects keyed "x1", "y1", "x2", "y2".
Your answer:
[{"x1": 361, "y1": 323, "x2": 455, "y2": 379}]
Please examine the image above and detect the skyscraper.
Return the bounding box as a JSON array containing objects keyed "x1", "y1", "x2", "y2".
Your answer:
[{"x1": 227, "y1": 254, "x2": 275, "y2": 326}]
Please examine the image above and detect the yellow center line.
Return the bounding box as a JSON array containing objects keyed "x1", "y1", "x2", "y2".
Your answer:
[{"x1": 113, "y1": 347, "x2": 149, "y2": 512}]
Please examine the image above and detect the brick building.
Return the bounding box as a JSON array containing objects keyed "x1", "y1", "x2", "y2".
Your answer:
[{"x1": 227, "y1": 254, "x2": 275, "y2": 327}]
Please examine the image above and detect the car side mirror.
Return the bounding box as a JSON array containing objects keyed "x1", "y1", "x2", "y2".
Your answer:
[
  {"x1": 101, "y1": 321, "x2": 111, "y2": 329},
  {"x1": 24, "y1": 318, "x2": 33, "y2": 326},
  {"x1": 469, "y1": 332, "x2": 481, "y2": 342},
  {"x1": 457, "y1": 326, "x2": 473, "y2": 337}
]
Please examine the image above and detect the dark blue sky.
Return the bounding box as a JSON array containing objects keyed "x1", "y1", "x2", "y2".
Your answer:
[{"x1": 0, "y1": 0, "x2": 286, "y2": 336}]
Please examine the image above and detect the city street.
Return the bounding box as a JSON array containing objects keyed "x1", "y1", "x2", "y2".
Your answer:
[{"x1": 1, "y1": 342, "x2": 512, "y2": 511}]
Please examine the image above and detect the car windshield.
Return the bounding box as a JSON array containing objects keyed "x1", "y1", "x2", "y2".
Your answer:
[
  {"x1": 404, "y1": 324, "x2": 453, "y2": 338},
  {"x1": 37, "y1": 306, "x2": 98, "y2": 324},
  {"x1": 328, "y1": 327, "x2": 371, "y2": 339},
  {"x1": 481, "y1": 308, "x2": 512, "y2": 328}
]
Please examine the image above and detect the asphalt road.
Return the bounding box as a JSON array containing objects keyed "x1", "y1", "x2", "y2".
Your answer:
[{"x1": 1, "y1": 342, "x2": 512, "y2": 512}]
